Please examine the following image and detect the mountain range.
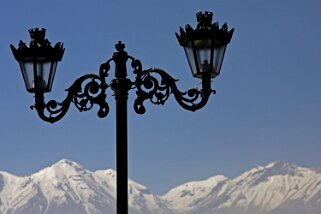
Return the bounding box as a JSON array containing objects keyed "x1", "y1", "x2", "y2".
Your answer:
[{"x1": 0, "y1": 159, "x2": 321, "y2": 214}]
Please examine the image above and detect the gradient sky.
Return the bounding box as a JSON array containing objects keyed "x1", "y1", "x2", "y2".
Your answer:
[{"x1": 0, "y1": 0, "x2": 321, "y2": 195}]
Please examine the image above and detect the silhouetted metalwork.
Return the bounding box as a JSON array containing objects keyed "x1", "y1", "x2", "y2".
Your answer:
[
  {"x1": 11, "y1": 11, "x2": 233, "y2": 214},
  {"x1": 11, "y1": 28, "x2": 64, "y2": 93},
  {"x1": 176, "y1": 11, "x2": 234, "y2": 79}
]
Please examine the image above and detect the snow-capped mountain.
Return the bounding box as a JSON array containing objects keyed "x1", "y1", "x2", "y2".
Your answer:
[
  {"x1": 162, "y1": 161, "x2": 321, "y2": 214},
  {"x1": 1, "y1": 160, "x2": 321, "y2": 214},
  {"x1": 0, "y1": 159, "x2": 170, "y2": 214}
]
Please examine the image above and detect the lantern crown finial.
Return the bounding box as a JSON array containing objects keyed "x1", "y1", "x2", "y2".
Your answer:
[
  {"x1": 29, "y1": 28, "x2": 46, "y2": 41},
  {"x1": 196, "y1": 11, "x2": 213, "y2": 29}
]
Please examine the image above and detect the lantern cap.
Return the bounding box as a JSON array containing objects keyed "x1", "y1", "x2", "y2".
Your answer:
[
  {"x1": 10, "y1": 28, "x2": 65, "y2": 62},
  {"x1": 176, "y1": 11, "x2": 234, "y2": 46}
]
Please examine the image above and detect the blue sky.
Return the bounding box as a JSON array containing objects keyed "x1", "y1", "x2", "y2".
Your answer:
[{"x1": 0, "y1": 0, "x2": 321, "y2": 195}]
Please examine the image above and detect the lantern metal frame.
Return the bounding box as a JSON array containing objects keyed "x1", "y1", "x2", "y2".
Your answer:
[
  {"x1": 176, "y1": 11, "x2": 234, "y2": 79},
  {"x1": 10, "y1": 28, "x2": 64, "y2": 93}
]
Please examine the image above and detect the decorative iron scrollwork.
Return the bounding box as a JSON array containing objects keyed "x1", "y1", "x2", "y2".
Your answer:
[
  {"x1": 133, "y1": 67, "x2": 214, "y2": 114},
  {"x1": 68, "y1": 74, "x2": 109, "y2": 117},
  {"x1": 33, "y1": 73, "x2": 109, "y2": 123},
  {"x1": 31, "y1": 44, "x2": 214, "y2": 123}
]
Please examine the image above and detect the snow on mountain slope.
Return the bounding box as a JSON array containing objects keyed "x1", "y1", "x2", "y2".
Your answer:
[
  {"x1": 215, "y1": 161, "x2": 321, "y2": 212},
  {"x1": 162, "y1": 175, "x2": 228, "y2": 212},
  {"x1": 94, "y1": 169, "x2": 172, "y2": 214},
  {"x1": 162, "y1": 161, "x2": 321, "y2": 214},
  {"x1": 0, "y1": 159, "x2": 169, "y2": 214},
  {"x1": 1, "y1": 159, "x2": 116, "y2": 214},
  {"x1": 1, "y1": 160, "x2": 321, "y2": 214},
  {"x1": 0, "y1": 171, "x2": 21, "y2": 213}
]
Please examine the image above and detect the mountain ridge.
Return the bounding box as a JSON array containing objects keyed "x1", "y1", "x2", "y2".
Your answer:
[{"x1": 0, "y1": 159, "x2": 321, "y2": 214}]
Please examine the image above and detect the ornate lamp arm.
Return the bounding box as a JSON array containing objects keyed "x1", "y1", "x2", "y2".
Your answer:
[
  {"x1": 32, "y1": 71, "x2": 110, "y2": 124},
  {"x1": 133, "y1": 66, "x2": 215, "y2": 114},
  {"x1": 30, "y1": 41, "x2": 216, "y2": 124}
]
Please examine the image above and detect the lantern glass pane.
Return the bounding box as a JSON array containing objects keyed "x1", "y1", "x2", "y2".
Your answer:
[
  {"x1": 19, "y1": 61, "x2": 34, "y2": 91},
  {"x1": 213, "y1": 45, "x2": 227, "y2": 76},
  {"x1": 183, "y1": 42, "x2": 198, "y2": 77},
  {"x1": 193, "y1": 39, "x2": 212, "y2": 78},
  {"x1": 48, "y1": 61, "x2": 57, "y2": 90},
  {"x1": 35, "y1": 61, "x2": 52, "y2": 90}
]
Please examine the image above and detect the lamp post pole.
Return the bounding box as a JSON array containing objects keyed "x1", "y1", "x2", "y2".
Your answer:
[
  {"x1": 115, "y1": 91, "x2": 128, "y2": 214},
  {"x1": 112, "y1": 42, "x2": 130, "y2": 214},
  {"x1": 10, "y1": 11, "x2": 234, "y2": 214}
]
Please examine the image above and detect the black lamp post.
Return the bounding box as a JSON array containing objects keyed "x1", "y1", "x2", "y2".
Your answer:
[{"x1": 11, "y1": 11, "x2": 233, "y2": 214}]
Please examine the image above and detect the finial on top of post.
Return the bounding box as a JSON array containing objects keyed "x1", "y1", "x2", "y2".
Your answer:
[{"x1": 115, "y1": 41, "x2": 126, "y2": 52}]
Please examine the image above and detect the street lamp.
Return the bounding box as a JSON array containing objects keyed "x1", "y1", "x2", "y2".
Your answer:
[
  {"x1": 177, "y1": 11, "x2": 233, "y2": 80},
  {"x1": 10, "y1": 28, "x2": 64, "y2": 93},
  {"x1": 10, "y1": 11, "x2": 233, "y2": 214}
]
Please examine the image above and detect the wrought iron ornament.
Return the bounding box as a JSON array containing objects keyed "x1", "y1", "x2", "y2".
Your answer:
[
  {"x1": 10, "y1": 11, "x2": 234, "y2": 124},
  {"x1": 32, "y1": 41, "x2": 214, "y2": 123}
]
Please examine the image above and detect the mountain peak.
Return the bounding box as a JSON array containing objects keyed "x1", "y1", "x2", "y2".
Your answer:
[
  {"x1": 50, "y1": 159, "x2": 85, "y2": 172},
  {"x1": 54, "y1": 158, "x2": 80, "y2": 166},
  {"x1": 265, "y1": 160, "x2": 294, "y2": 169},
  {"x1": 261, "y1": 160, "x2": 301, "y2": 178},
  {"x1": 232, "y1": 161, "x2": 305, "y2": 190},
  {"x1": 32, "y1": 159, "x2": 88, "y2": 181}
]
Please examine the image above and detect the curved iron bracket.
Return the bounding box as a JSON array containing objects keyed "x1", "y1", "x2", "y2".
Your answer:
[
  {"x1": 133, "y1": 66, "x2": 214, "y2": 114},
  {"x1": 31, "y1": 46, "x2": 215, "y2": 123},
  {"x1": 32, "y1": 73, "x2": 110, "y2": 123}
]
